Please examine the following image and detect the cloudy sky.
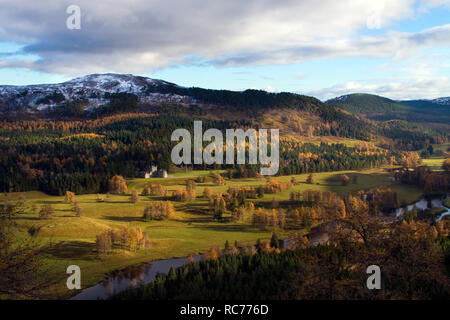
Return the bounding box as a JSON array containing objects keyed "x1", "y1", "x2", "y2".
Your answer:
[{"x1": 0, "y1": 0, "x2": 450, "y2": 100}]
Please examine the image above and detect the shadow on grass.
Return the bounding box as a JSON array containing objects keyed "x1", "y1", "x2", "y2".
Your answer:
[
  {"x1": 323, "y1": 171, "x2": 388, "y2": 185},
  {"x1": 38, "y1": 200, "x2": 63, "y2": 205},
  {"x1": 60, "y1": 208, "x2": 75, "y2": 211},
  {"x1": 191, "y1": 223, "x2": 264, "y2": 233},
  {"x1": 44, "y1": 240, "x2": 97, "y2": 260},
  {"x1": 147, "y1": 196, "x2": 170, "y2": 201},
  {"x1": 102, "y1": 215, "x2": 142, "y2": 222},
  {"x1": 254, "y1": 200, "x2": 298, "y2": 210},
  {"x1": 183, "y1": 216, "x2": 213, "y2": 223},
  {"x1": 58, "y1": 214, "x2": 80, "y2": 218},
  {"x1": 14, "y1": 216, "x2": 42, "y2": 221},
  {"x1": 199, "y1": 183, "x2": 222, "y2": 187},
  {"x1": 176, "y1": 202, "x2": 214, "y2": 223},
  {"x1": 179, "y1": 202, "x2": 209, "y2": 212},
  {"x1": 105, "y1": 200, "x2": 136, "y2": 204},
  {"x1": 230, "y1": 178, "x2": 261, "y2": 183}
]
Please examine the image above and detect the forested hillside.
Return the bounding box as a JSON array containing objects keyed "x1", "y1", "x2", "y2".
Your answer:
[
  {"x1": 113, "y1": 220, "x2": 450, "y2": 300},
  {"x1": 0, "y1": 114, "x2": 401, "y2": 194},
  {"x1": 326, "y1": 93, "x2": 450, "y2": 124},
  {"x1": 0, "y1": 74, "x2": 448, "y2": 195},
  {"x1": 326, "y1": 93, "x2": 411, "y2": 113}
]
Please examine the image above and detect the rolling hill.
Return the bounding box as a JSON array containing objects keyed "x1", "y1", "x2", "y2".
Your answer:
[
  {"x1": 400, "y1": 97, "x2": 450, "y2": 114},
  {"x1": 0, "y1": 73, "x2": 374, "y2": 141},
  {"x1": 326, "y1": 93, "x2": 450, "y2": 124},
  {"x1": 0, "y1": 74, "x2": 448, "y2": 196},
  {"x1": 326, "y1": 93, "x2": 412, "y2": 113},
  {"x1": 0, "y1": 74, "x2": 447, "y2": 154}
]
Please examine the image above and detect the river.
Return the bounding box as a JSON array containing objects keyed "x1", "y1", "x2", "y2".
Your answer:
[
  {"x1": 393, "y1": 195, "x2": 449, "y2": 221},
  {"x1": 70, "y1": 256, "x2": 202, "y2": 300}
]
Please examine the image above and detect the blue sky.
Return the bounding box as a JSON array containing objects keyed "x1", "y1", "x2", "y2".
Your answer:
[{"x1": 0, "y1": 1, "x2": 450, "y2": 100}]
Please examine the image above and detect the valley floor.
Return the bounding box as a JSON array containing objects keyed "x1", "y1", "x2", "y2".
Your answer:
[{"x1": 5, "y1": 168, "x2": 424, "y2": 299}]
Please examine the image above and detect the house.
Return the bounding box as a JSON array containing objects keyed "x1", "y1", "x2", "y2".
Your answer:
[
  {"x1": 138, "y1": 165, "x2": 168, "y2": 179},
  {"x1": 153, "y1": 169, "x2": 168, "y2": 178}
]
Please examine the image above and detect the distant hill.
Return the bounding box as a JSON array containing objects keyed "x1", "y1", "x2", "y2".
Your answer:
[
  {"x1": 326, "y1": 93, "x2": 412, "y2": 113},
  {"x1": 0, "y1": 73, "x2": 374, "y2": 141},
  {"x1": 1, "y1": 75, "x2": 447, "y2": 123},
  {"x1": 326, "y1": 93, "x2": 450, "y2": 123},
  {"x1": 0, "y1": 74, "x2": 447, "y2": 151},
  {"x1": 400, "y1": 97, "x2": 450, "y2": 114}
]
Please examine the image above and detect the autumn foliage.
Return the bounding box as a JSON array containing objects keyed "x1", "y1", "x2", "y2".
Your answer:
[
  {"x1": 109, "y1": 175, "x2": 128, "y2": 194},
  {"x1": 142, "y1": 201, "x2": 175, "y2": 220},
  {"x1": 96, "y1": 226, "x2": 150, "y2": 255}
]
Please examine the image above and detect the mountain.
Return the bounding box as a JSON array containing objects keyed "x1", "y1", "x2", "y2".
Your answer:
[
  {"x1": 400, "y1": 97, "x2": 450, "y2": 111},
  {"x1": 326, "y1": 93, "x2": 450, "y2": 123},
  {"x1": 0, "y1": 73, "x2": 192, "y2": 111},
  {"x1": 0, "y1": 73, "x2": 448, "y2": 176},
  {"x1": 0, "y1": 73, "x2": 331, "y2": 116},
  {"x1": 0, "y1": 73, "x2": 378, "y2": 143},
  {"x1": 0, "y1": 73, "x2": 448, "y2": 148},
  {"x1": 2, "y1": 74, "x2": 448, "y2": 119}
]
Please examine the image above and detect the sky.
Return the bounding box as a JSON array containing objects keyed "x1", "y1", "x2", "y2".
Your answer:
[{"x1": 0, "y1": 0, "x2": 450, "y2": 101}]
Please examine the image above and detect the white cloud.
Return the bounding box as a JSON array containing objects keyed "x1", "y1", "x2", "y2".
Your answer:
[
  {"x1": 307, "y1": 76, "x2": 450, "y2": 101},
  {"x1": 0, "y1": 0, "x2": 450, "y2": 99},
  {"x1": 265, "y1": 86, "x2": 277, "y2": 93},
  {"x1": 0, "y1": 0, "x2": 447, "y2": 74}
]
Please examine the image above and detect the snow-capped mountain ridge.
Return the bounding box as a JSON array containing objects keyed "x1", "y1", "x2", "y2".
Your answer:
[
  {"x1": 1, "y1": 74, "x2": 449, "y2": 112},
  {"x1": 61, "y1": 73, "x2": 171, "y2": 93},
  {"x1": 0, "y1": 73, "x2": 190, "y2": 110},
  {"x1": 430, "y1": 97, "x2": 450, "y2": 105}
]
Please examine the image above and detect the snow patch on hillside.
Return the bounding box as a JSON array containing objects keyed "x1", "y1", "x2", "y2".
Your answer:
[{"x1": 0, "y1": 73, "x2": 192, "y2": 110}]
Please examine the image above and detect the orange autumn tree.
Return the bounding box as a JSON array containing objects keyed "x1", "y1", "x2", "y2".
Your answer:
[
  {"x1": 212, "y1": 173, "x2": 225, "y2": 186},
  {"x1": 130, "y1": 188, "x2": 140, "y2": 203},
  {"x1": 64, "y1": 191, "x2": 76, "y2": 203},
  {"x1": 149, "y1": 183, "x2": 168, "y2": 197},
  {"x1": 142, "y1": 201, "x2": 175, "y2": 220},
  {"x1": 400, "y1": 151, "x2": 421, "y2": 169},
  {"x1": 203, "y1": 187, "x2": 212, "y2": 199},
  {"x1": 109, "y1": 175, "x2": 128, "y2": 194}
]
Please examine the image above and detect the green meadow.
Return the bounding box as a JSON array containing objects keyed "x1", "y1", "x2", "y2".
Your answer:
[
  {"x1": 422, "y1": 158, "x2": 445, "y2": 167},
  {"x1": 6, "y1": 168, "x2": 423, "y2": 299}
]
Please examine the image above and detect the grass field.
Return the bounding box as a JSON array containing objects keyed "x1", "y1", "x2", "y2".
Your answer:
[
  {"x1": 422, "y1": 158, "x2": 445, "y2": 167},
  {"x1": 419, "y1": 143, "x2": 449, "y2": 170},
  {"x1": 6, "y1": 168, "x2": 424, "y2": 299},
  {"x1": 431, "y1": 143, "x2": 450, "y2": 154}
]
